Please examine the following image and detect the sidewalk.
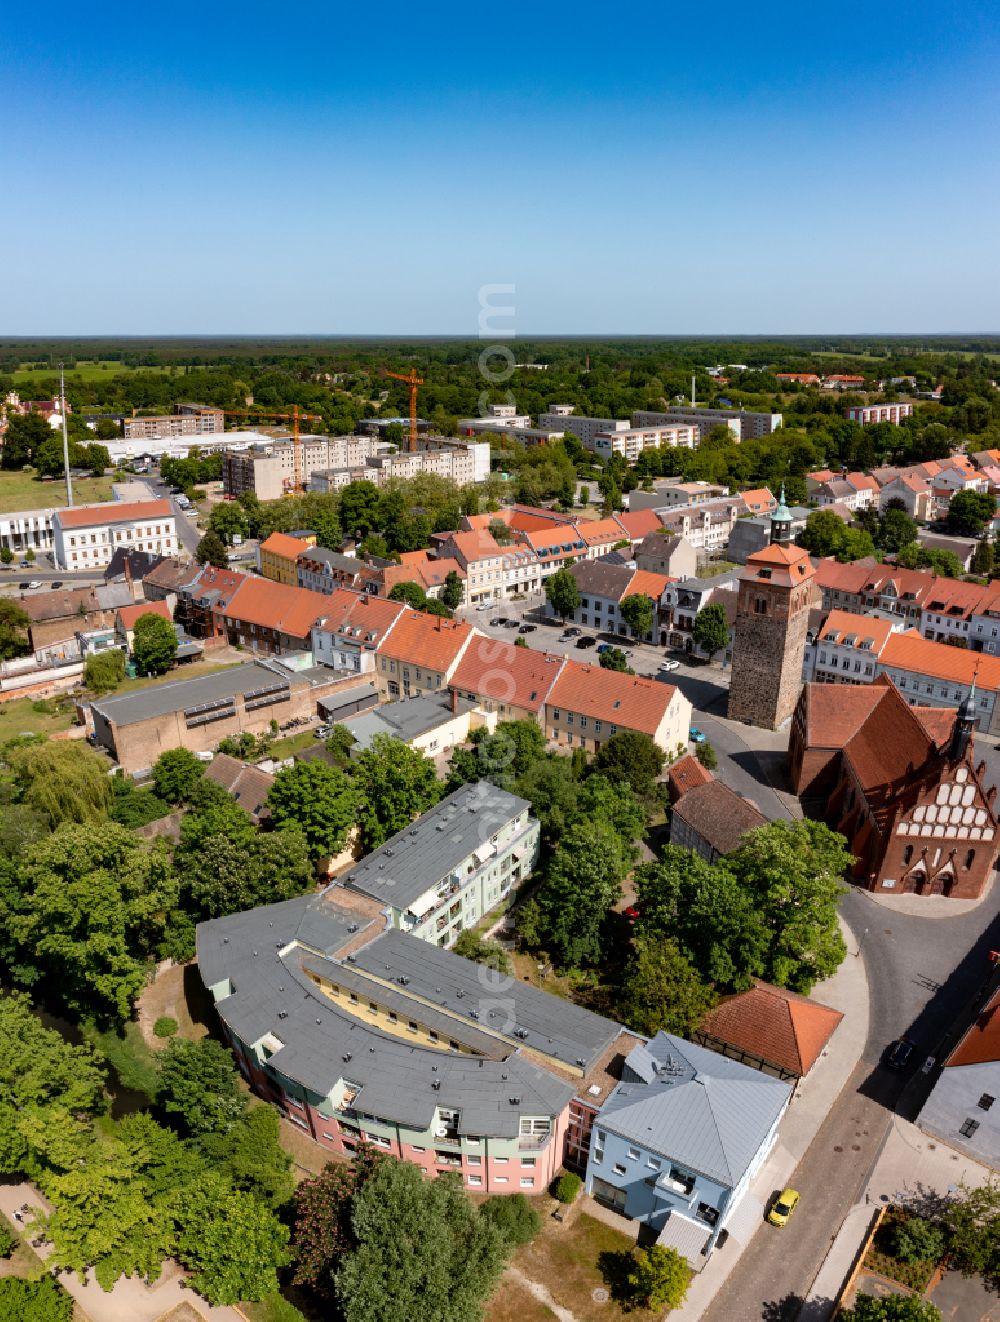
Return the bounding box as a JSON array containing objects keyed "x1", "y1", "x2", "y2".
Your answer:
[
  {"x1": 673, "y1": 915, "x2": 870, "y2": 1320},
  {"x1": 0, "y1": 1180, "x2": 242, "y2": 1322},
  {"x1": 864, "y1": 868, "x2": 996, "y2": 917},
  {"x1": 805, "y1": 1115, "x2": 996, "y2": 1316}
]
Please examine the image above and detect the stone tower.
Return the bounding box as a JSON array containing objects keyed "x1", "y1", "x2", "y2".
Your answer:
[{"x1": 728, "y1": 490, "x2": 816, "y2": 730}]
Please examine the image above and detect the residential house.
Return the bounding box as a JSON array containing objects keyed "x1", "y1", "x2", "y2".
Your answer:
[
  {"x1": 843, "y1": 473, "x2": 880, "y2": 509},
  {"x1": 670, "y1": 779, "x2": 767, "y2": 863},
  {"x1": 311, "y1": 591, "x2": 405, "y2": 674},
  {"x1": 658, "y1": 499, "x2": 743, "y2": 557},
  {"x1": 666, "y1": 753, "x2": 713, "y2": 803},
  {"x1": 334, "y1": 782, "x2": 539, "y2": 947},
  {"x1": 142, "y1": 557, "x2": 202, "y2": 604},
  {"x1": 813, "y1": 477, "x2": 864, "y2": 511},
  {"x1": 585, "y1": 1034, "x2": 791, "y2": 1260},
  {"x1": 788, "y1": 675, "x2": 1000, "y2": 898},
  {"x1": 297, "y1": 547, "x2": 366, "y2": 595},
  {"x1": 374, "y1": 611, "x2": 476, "y2": 700},
  {"x1": 259, "y1": 532, "x2": 315, "y2": 585},
  {"x1": 449, "y1": 639, "x2": 564, "y2": 723},
  {"x1": 438, "y1": 530, "x2": 505, "y2": 606},
  {"x1": 221, "y1": 578, "x2": 331, "y2": 655},
  {"x1": 878, "y1": 473, "x2": 934, "y2": 521},
  {"x1": 693, "y1": 983, "x2": 844, "y2": 1089},
  {"x1": 557, "y1": 560, "x2": 663, "y2": 641},
  {"x1": 877, "y1": 632, "x2": 1000, "y2": 735},
  {"x1": 662, "y1": 577, "x2": 737, "y2": 653},
  {"x1": 634, "y1": 532, "x2": 699, "y2": 581},
  {"x1": 805, "y1": 610, "x2": 898, "y2": 685},
  {"x1": 52, "y1": 499, "x2": 178, "y2": 571},
  {"x1": 175, "y1": 564, "x2": 248, "y2": 639},
  {"x1": 739, "y1": 488, "x2": 776, "y2": 517},
  {"x1": 543, "y1": 661, "x2": 691, "y2": 754},
  {"x1": 920, "y1": 986, "x2": 1000, "y2": 1169},
  {"x1": 114, "y1": 600, "x2": 173, "y2": 654},
  {"x1": 339, "y1": 692, "x2": 486, "y2": 758},
  {"x1": 822, "y1": 375, "x2": 866, "y2": 390},
  {"x1": 203, "y1": 753, "x2": 275, "y2": 823}
]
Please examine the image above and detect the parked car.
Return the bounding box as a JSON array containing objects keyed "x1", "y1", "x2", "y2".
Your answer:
[
  {"x1": 26, "y1": 580, "x2": 43, "y2": 591},
  {"x1": 475, "y1": 602, "x2": 493, "y2": 612},
  {"x1": 597, "y1": 643, "x2": 612, "y2": 655},
  {"x1": 49, "y1": 580, "x2": 63, "y2": 589},
  {"x1": 886, "y1": 1038, "x2": 916, "y2": 1071},
  {"x1": 767, "y1": 1190, "x2": 800, "y2": 1228},
  {"x1": 575, "y1": 635, "x2": 597, "y2": 649},
  {"x1": 18, "y1": 560, "x2": 30, "y2": 569},
  {"x1": 502, "y1": 618, "x2": 520, "y2": 628},
  {"x1": 519, "y1": 624, "x2": 536, "y2": 634},
  {"x1": 689, "y1": 727, "x2": 706, "y2": 744},
  {"x1": 560, "y1": 626, "x2": 582, "y2": 639},
  {"x1": 659, "y1": 659, "x2": 680, "y2": 672},
  {"x1": 489, "y1": 617, "x2": 504, "y2": 627}
]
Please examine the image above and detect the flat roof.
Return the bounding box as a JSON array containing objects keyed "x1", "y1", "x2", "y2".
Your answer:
[
  {"x1": 337, "y1": 781, "x2": 531, "y2": 910},
  {"x1": 91, "y1": 661, "x2": 300, "y2": 726},
  {"x1": 342, "y1": 693, "x2": 473, "y2": 751}
]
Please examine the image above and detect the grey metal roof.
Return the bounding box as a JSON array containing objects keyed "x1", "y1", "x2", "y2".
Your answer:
[
  {"x1": 299, "y1": 548, "x2": 364, "y2": 575},
  {"x1": 337, "y1": 781, "x2": 532, "y2": 910},
  {"x1": 350, "y1": 928, "x2": 621, "y2": 1073},
  {"x1": 195, "y1": 895, "x2": 577, "y2": 1135},
  {"x1": 91, "y1": 661, "x2": 299, "y2": 726},
  {"x1": 341, "y1": 693, "x2": 473, "y2": 751},
  {"x1": 600, "y1": 1034, "x2": 791, "y2": 1189}
]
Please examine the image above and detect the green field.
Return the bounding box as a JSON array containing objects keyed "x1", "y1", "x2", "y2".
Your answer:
[
  {"x1": 0, "y1": 469, "x2": 116, "y2": 513},
  {"x1": 10, "y1": 359, "x2": 179, "y2": 384},
  {"x1": 0, "y1": 695, "x2": 78, "y2": 744}
]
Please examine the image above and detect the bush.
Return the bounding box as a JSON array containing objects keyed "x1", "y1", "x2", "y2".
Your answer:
[
  {"x1": 0, "y1": 1223, "x2": 14, "y2": 1257},
  {"x1": 890, "y1": 1215, "x2": 947, "y2": 1264},
  {"x1": 153, "y1": 1016, "x2": 179, "y2": 1039},
  {"x1": 0, "y1": 1276, "x2": 73, "y2": 1321},
  {"x1": 84, "y1": 649, "x2": 126, "y2": 693},
  {"x1": 480, "y1": 1193, "x2": 541, "y2": 1248},
  {"x1": 553, "y1": 1172, "x2": 581, "y2": 1204},
  {"x1": 627, "y1": 1244, "x2": 690, "y2": 1311},
  {"x1": 695, "y1": 741, "x2": 718, "y2": 770}
]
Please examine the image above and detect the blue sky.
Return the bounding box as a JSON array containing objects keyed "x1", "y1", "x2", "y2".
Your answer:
[{"x1": 2, "y1": 1, "x2": 999, "y2": 334}]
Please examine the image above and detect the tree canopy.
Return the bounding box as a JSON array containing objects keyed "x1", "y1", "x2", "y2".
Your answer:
[
  {"x1": 544, "y1": 567, "x2": 581, "y2": 620},
  {"x1": 266, "y1": 760, "x2": 358, "y2": 860},
  {"x1": 354, "y1": 734, "x2": 441, "y2": 853},
  {"x1": 132, "y1": 612, "x2": 178, "y2": 676},
  {"x1": 947, "y1": 489, "x2": 997, "y2": 536},
  {"x1": 692, "y1": 601, "x2": 730, "y2": 659}
]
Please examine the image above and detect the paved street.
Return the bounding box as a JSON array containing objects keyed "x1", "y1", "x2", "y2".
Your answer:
[{"x1": 138, "y1": 474, "x2": 202, "y2": 554}]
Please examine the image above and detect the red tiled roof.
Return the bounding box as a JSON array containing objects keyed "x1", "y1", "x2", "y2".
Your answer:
[
  {"x1": 814, "y1": 560, "x2": 880, "y2": 595},
  {"x1": 55, "y1": 498, "x2": 173, "y2": 529},
  {"x1": 622, "y1": 569, "x2": 672, "y2": 602},
  {"x1": 450, "y1": 640, "x2": 564, "y2": 713},
  {"x1": 577, "y1": 516, "x2": 626, "y2": 547},
  {"x1": 224, "y1": 577, "x2": 331, "y2": 639},
  {"x1": 615, "y1": 509, "x2": 664, "y2": 540},
  {"x1": 667, "y1": 753, "x2": 713, "y2": 801},
  {"x1": 881, "y1": 631, "x2": 1000, "y2": 693},
  {"x1": 845, "y1": 472, "x2": 880, "y2": 492},
  {"x1": 740, "y1": 488, "x2": 775, "y2": 510},
  {"x1": 698, "y1": 983, "x2": 844, "y2": 1077},
  {"x1": 546, "y1": 660, "x2": 679, "y2": 737},
  {"x1": 260, "y1": 532, "x2": 312, "y2": 561},
  {"x1": 947, "y1": 987, "x2": 1000, "y2": 1067},
  {"x1": 745, "y1": 541, "x2": 815, "y2": 586},
  {"x1": 800, "y1": 682, "x2": 884, "y2": 748},
  {"x1": 818, "y1": 609, "x2": 894, "y2": 654},
  {"x1": 841, "y1": 678, "x2": 943, "y2": 791},
  {"x1": 445, "y1": 529, "x2": 503, "y2": 563},
  {"x1": 316, "y1": 590, "x2": 405, "y2": 643},
  {"x1": 117, "y1": 600, "x2": 172, "y2": 629},
  {"x1": 375, "y1": 610, "x2": 475, "y2": 674}
]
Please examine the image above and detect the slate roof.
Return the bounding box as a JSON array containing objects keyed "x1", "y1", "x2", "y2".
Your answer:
[
  {"x1": 601, "y1": 1034, "x2": 791, "y2": 1189},
  {"x1": 338, "y1": 781, "x2": 532, "y2": 910},
  {"x1": 697, "y1": 983, "x2": 844, "y2": 1078},
  {"x1": 567, "y1": 559, "x2": 635, "y2": 601}
]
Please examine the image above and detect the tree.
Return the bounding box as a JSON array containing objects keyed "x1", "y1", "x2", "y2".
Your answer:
[
  {"x1": 619, "y1": 936, "x2": 717, "y2": 1037},
  {"x1": 4, "y1": 823, "x2": 177, "y2": 1021},
  {"x1": 441, "y1": 569, "x2": 464, "y2": 611},
  {"x1": 156, "y1": 1038, "x2": 247, "y2": 1138},
  {"x1": 627, "y1": 1244, "x2": 690, "y2": 1311},
  {"x1": 0, "y1": 599, "x2": 30, "y2": 661},
  {"x1": 842, "y1": 1297, "x2": 941, "y2": 1321},
  {"x1": 539, "y1": 820, "x2": 627, "y2": 966},
  {"x1": 944, "y1": 1180, "x2": 1000, "y2": 1283},
  {"x1": 292, "y1": 1147, "x2": 386, "y2": 1293},
  {"x1": 177, "y1": 1180, "x2": 291, "y2": 1305},
  {"x1": 594, "y1": 730, "x2": 665, "y2": 797},
  {"x1": 0, "y1": 1277, "x2": 73, "y2": 1321},
  {"x1": 209, "y1": 500, "x2": 250, "y2": 545},
  {"x1": 340, "y1": 481, "x2": 382, "y2": 538},
  {"x1": 599, "y1": 646, "x2": 633, "y2": 673},
  {"x1": 545, "y1": 567, "x2": 581, "y2": 621},
  {"x1": 334, "y1": 1160, "x2": 510, "y2": 1322},
  {"x1": 724, "y1": 819, "x2": 850, "y2": 992},
  {"x1": 108, "y1": 774, "x2": 171, "y2": 828},
  {"x1": 182, "y1": 825, "x2": 314, "y2": 920},
  {"x1": 201, "y1": 1103, "x2": 294, "y2": 1209},
  {"x1": 696, "y1": 740, "x2": 718, "y2": 770},
  {"x1": 325, "y1": 724, "x2": 357, "y2": 765},
  {"x1": 195, "y1": 529, "x2": 228, "y2": 568},
  {"x1": 972, "y1": 537, "x2": 995, "y2": 577},
  {"x1": 1, "y1": 412, "x2": 50, "y2": 468},
  {"x1": 388, "y1": 580, "x2": 428, "y2": 610},
  {"x1": 132, "y1": 612, "x2": 177, "y2": 676},
  {"x1": 692, "y1": 601, "x2": 730, "y2": 661},
  {"x1": 151, "y1": 747, "x2": 204, "y2": 804},
  {"x1": 889, "y1": 1215, "x2": 947, "y2": 1263},
  {"x1": 0, "y1": 547, "x2": 11, "y2": 565},
  {"x1": 84, "y1": 648, "x2": 125, "y2": 692},
  {"x1": 801, "y1": 508, "x2": 850, "y2": 559},
  {"x1": 479, "y1": 1193, "x2": 540, "y2": 1248},
  {"x1": 877, "y1": 507, "x2": 919, "y2": 554},
  {"x1": 574, "y1": 774, "x2": 647, "y2": 862},
  {"x1": 453, "y1": 929, "x2": 512, "y2": 975},
  {"x1": 354, "y1": 734, "x2": 441, "y2": 853},
  {"x1": 620, "y1": 593, "x2": 655, "y2": 640},
  {"x1": 947, "y1": 490, "x2": 997, "y2": 536},
  {"x1": 7, "y1": 740, "x2": 111, "y2": 828},
  {"x1": 514, "y1": 756, "x2": 580, "y2": 843},
  {"x1": 266, "y1": 760, "x2": 358, "y2": 860}
]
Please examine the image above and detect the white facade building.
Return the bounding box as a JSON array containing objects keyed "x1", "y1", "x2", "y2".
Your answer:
[{"x1": 51, "y1": 499, "x2": 178, "y2": 571}]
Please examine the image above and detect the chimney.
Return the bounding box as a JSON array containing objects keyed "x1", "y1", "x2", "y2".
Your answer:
[
  {"x1": 450, "y1": 687, "x2": 459, "y2": 715},
  {"x1": 988, "y1": 786, "x2": 997, "y2": 809}
]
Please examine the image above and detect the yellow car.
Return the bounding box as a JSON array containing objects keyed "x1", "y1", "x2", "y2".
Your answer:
[{"x1": 767, "y1": 1189, "x2": 800, "y2": 1227}]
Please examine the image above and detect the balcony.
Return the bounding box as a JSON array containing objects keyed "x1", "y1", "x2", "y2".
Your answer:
[{"x1": 518, "y1": 1133, "x2": 551, "y2": 1152}]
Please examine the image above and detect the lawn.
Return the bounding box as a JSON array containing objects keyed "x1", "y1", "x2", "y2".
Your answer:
[
  {"x1": 268, "y1": 728, "x2": 323, "y2": 760},
  {"x1": 0, "y1": 469, "x2": 115, "y2": 513},
  {"x1": 513, "y1": 1211, "x2": 663, "y2": 1322},
  {"x1": 488, "y1": 1273, "x2": 559, "y2": 1322},
  {"x1": 11, "y1": 360, "x2": 178, "y2": 384},
  {"x1": 0, "y1": 694, "x2": 77, "y2": 745}
]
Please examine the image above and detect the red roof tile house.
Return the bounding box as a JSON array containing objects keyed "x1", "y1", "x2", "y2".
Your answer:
[
  {"x1": 788, "y1": 675, "x2": 1000, "y2": 899},
  {"x1": 221, "y1": 578, "x2": 332, "y2": 655},
  {"x1": 920, "y1": 985, "x2": 1000, "y2": 1167},
  {"x1": 693, "y1": 983, "x2": 844, "y2": 1087},
  {"x1": 311, "y1": 591, "x2": 406, "y2": 674},
  {"x1": 666, "y1": 753, "x2": 713, "y2": 803},
  {"x1": 114, "y1": 599, "x2": 173, "y2": 653},
  {"x1": 449, "y1": 639, "x2": 564, "y2": 722},
  {"x1": 374, "y1": 612, "x2": 476, "y2": 700},
  {"x1": 437, "y1": 530, "x2": 505, "y2": 606},
  {"x1": 543, "y1": 660, "x2": 692, "y2": 755}
]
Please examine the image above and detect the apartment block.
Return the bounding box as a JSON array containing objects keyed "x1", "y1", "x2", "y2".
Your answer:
[
  {"x1": 846, "y1": 403, "x2": 914, "y2": 426},
  {"x1": 122, "y1": 404, "x2": 224, "y2": 440},
  {"x1": 632, "y1": 407, "x2": 782, "y2": 442},
  {"x1": 588, "y1": 424, "x2": 698, "y2": 464},
  {"x1": 537, "y1": 411, "x2": 629, "y2": 447}
]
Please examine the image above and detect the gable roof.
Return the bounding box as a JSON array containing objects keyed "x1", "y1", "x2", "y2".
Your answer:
[
  {"x1": 601, "y1": 1034, "x2": 791, "y2": 1188},
  {"x1": 697, "y1": 983, "x2": 844, "y2": 1077},
  {"x1": 946, "y1": 987, "x2": 1000, "y2": 1068},
  {"x1": 615, "y1": 509, "x2": 664, "y2": 540},
  {"x1": 315, "y1": 590, "x2": 406, "y2": 644},
  {"x1": 445, "y1": 529, "x2": 503, "y2": 563},
  {"x1": 374, "y1": 610, "x2": 475, "y2": 674},
  {"x1": 260, "y1": 531, "x2": 312, "y2": 561},
  {"x1": 116, "y1": 599, "x2": 173, "y2": 630},
  {"x1": 799, "y1": 682, "x2": 885, "y2": 748},
  {"x1": 577, "y1": 516, "x2": 627, "y2": 548},
  {"x1": 204, "y1": 754, "x2": 275, "y2": 821},
  {"x1": 881, "y1": 631, "x2": 1000, "y2": 693},
  {"x1": 818, "y1": 609, "x2": 895, "y2": 654},
  {"x1": 672, "y1": 780, "x2": 767, "y2": 856},
  {"x1": 143, "y1": 557, "x2": 201, "y2": 594},
  {"x1": 545, "y1": 660, "x2": 678, "y2": 737},
  {"x1": 567, "y1": 559, "x2": 635, "y2": 601},
  {"x1": 450, "y1": 639, "x2": 564, "y2": 713},
  {"x1": 667, "y1": 753, "x2": 713, "y2": 801},
  {"x1": 623, "y1": 568, "x2": 672, "y2": 602},
  {"x1": 223, "y1": 577, "x2": 331, "y2": 639}
]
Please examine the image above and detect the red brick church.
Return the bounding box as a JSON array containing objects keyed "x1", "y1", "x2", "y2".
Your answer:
[{"x1": 788, "y1": 675, "x2": 999, "y2": 899}]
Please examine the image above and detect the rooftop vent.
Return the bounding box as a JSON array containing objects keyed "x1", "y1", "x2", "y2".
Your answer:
[
  {"x1": 432, "y1": 1079, "x2": 441, "y2": 1091},
  {"x1": 343, "y1": 1053, "x2": 352, "y2": 1062},
  {"x1": 509, "y1": 1096, "x2": 521, "y2": 1105}
]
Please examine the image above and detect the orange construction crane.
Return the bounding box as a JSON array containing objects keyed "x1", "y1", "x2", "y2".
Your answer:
[
  {"x1": 222, "y1": 404, "x2": 321, "y2": 493},
  {"x1": 380, "y1": 368, "x2": 424, "y2": 451}
]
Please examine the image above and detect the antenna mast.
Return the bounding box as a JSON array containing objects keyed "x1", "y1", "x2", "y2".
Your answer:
[
  {"x1": 691, "y1": 374, "x2": 696, "y2": 407},
  {"x1": 60, "y1": 365, "x2": 73, "y2": 507}
]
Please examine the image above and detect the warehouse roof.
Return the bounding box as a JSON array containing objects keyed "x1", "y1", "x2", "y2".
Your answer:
[{"x1": 90, "y1": 661, "x2": 298, "y2": 726}]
